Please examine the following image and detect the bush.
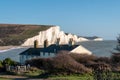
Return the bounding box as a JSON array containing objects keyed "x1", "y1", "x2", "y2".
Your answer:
[
  {"x1": 95, "y1": 57, "x2": 111, "y2": 64},
  {"x1": 2, "y1": 58, "x2": 17, "y2": 66},
  {"x1": 70, "y1": 54, "x2": 97, "y2": 64},
  {"x1": 91, "y1": 62, "x2": 111, "y2": 80},
  {"x1": 111, "y1": 64, "x2": 120, "y2": 72},
  {"x1": 51, "y1": 53, "x2": 92, "y2": 75},
  {"x1": 0, "y1": 60, "x2": 3, "y2": 68},
  {"x1": 0, "y1": 60, "x2": 3, "y2": 72},
  {"x1": 26, "y1": 51, "x2": 92, "y2": 75},
  {"x1": 26, "y1": 57, "x2": 53, "y2": 70},
  {"x1": 111, "y1": 53, "x2": 120, "y2": 64}
]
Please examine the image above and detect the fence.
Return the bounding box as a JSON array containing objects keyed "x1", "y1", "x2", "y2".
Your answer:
[{"x1": 6, "y1": 64, "x2": 30, "y2": 72}]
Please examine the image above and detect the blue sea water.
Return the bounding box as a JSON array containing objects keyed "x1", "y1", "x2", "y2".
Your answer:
[
  {"x1": 0, "y1": 47, "x2": 28, "y2": 62},
  {"x1": 77, "y1": 40, "x2": 117, "y2": 57},
  {"x1": 0, "y1": 40, "x2": 117, "y2": 62}
]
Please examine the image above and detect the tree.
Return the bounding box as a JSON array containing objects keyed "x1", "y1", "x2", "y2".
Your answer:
[
  {"x1": 116, "y1": 34, "x2": 120, "y2": 51},
  {"x1": 0, "y1": 60, "x2": 3, "y2": 68},
  {"x1": 2, "y1": 58, "x2": 17, "y2": 66}
]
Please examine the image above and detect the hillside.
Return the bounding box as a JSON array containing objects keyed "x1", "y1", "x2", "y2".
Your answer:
[{"x1": 0, "y1": 24, "x2": 52, "y2": 46}]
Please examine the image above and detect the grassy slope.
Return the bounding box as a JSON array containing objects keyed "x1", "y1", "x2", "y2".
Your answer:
[
  {"x1": 0, "y1": 24, "x2": 52, "y2": 46},
  {"x1": 0, "y1": 74, "x2": 93, "y2": 80},
  {"x1": 48, "y1": 75, "x2": 93, "y2": 80}
]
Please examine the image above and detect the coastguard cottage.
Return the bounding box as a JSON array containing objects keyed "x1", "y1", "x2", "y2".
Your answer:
[{"x1": 19, "y1": 38, "x2": 92, "y2": 64}]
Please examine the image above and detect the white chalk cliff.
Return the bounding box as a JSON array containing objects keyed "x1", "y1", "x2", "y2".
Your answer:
[
  {"x1": 93, "y1": 38, "x2": 103, "y2": 41},
  {"x1": 21, "y1": 26, "x2": 102, "y2": 46}
]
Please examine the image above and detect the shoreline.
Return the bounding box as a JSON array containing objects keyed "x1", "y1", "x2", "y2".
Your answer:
[{"x1": 0, "y1": 46, "x2": 16, "y2": 50}]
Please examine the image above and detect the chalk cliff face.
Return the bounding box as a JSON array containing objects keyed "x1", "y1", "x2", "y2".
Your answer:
[
  {"x1": 93, "y1": 38, "x2": 103, "y2": 41},
  {"x1": 21, "y1": 26, "x2": 102, "y2": 46}
]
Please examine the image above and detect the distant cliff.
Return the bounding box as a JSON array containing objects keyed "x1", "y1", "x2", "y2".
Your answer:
[
  {"x1": 22, "y1": 26, "x2": 103, "y2": 46},
  {"x1": 0, "y1": 24, "x2": 103, "y2": 46},
  {"x1": 83, "y1": 36, "x2": 103, "y2": 41}
]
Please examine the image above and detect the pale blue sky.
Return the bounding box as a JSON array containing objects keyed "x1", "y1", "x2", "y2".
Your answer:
[{"x1": 0, "y1": 0, "x2": 120, "y2": 40}]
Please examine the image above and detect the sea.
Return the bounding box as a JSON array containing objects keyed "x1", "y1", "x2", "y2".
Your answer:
[
  {"x1": 77, "y1": 40, "x2": 117, "y2": 57},
  {"x1": 0, "y1": 40, "x2": 118, "y2": 62}
]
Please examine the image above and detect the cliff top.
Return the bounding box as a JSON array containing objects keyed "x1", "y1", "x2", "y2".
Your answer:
[{"x1": 0, "y1": 24, "x2": 53, "y2": 46}]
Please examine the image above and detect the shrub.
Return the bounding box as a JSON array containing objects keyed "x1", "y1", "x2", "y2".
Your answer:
[
  {"x1": 111, "y1": 64, "x2": 120, "y2": 72},
  {"x1": 26, "y1": 58, "x2": 53, "y2": 70},
  {"x1": 111, "y1": 53, "x2": 120, "y2": 64},
  {"x1": 0, "y1": 60, "x2": 3, "y2": 68},
  {"x1": 70, "y1": 54, "x2": 97, "y2": 64},
  {"x1": 2, "y1": 58, "x2": 18, "y2": 66},
  {"x1": 90, "y1": 62, "x2": 111, "y2": 71},
  {"x1": 0, "y1": 60, "x2": 3, "y2": 72},
  {"x1": 26, "y1": 51, "x2": 92, "y2": 75},
  {"x1": 91, "y1": 62, "x2": 111, "y2": 80},
  {"x1": 95, "y1": 57, "x2": 111, "y2": 64},
  {"x1": 51, "y1": 53, "x2": 92, "y2": 75}
]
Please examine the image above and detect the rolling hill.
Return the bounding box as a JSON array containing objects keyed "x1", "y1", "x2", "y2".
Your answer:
[{"x1": 0, "y1": 24, "x2": 52, "y2": 46}]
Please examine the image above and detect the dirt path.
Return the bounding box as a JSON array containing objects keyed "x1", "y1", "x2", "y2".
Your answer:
[
  {"x1": 0, "y1": 75, "x2": 27, "y2": 79},
  {"x1": 0, "y1": 75, "x2": 48, "y2": 80}
]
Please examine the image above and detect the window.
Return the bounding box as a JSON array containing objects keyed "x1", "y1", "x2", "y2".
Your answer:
[
  {"x1": 43, "y1": 52, "x2": 45, "y2": 56},
  {"x1": 39, "y1": 52, "x2": 41, "y2": 56},
  {"x1": 48, "y1": 53, "x2": 50, "y2": 56}
]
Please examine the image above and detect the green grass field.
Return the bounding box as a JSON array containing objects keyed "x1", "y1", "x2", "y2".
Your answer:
[
  {"x1": 0, "y1": 75, "x2": 93, "y2": 80},
  {"x1": 49, "y1": 76, "x2": 93, "y2": 80},
  {"x1": 0, "y1": 24, "x2": 52, "y2": 46}
]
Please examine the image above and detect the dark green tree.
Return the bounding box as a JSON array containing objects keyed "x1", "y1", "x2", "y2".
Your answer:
[
  {"x1": 0, "y1": 60, "x2": 3, "y2": 68},
  {"x1": 3, "y1": 58, "x2": 17, "y2": 66},
  {"x1": 116, "y1": 34, "x2": 120, "y2": 51}
]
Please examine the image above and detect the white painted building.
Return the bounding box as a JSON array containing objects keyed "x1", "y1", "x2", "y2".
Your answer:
[{"x1": 19, "y1": 44, "x2": 92, "y2": 64}]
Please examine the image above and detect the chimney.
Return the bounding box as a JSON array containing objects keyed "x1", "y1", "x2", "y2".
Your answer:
[
  {"x1": 56, "y1": 38, "x2": 60, "y2": 46},
  {"x1": 34, "y1": 40, "x2": 39, "y2": 48},
  {"x1": 44, "y1": 39, "x2": 48, "y2": 48},
  {"x1": 69, "y1": 38, "x2": 74, "y2": 46}
]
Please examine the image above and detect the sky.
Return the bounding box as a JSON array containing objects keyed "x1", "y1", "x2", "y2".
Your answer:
[{"x1": 0, "y1": 0, "x2": 120, "y2": 40}]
